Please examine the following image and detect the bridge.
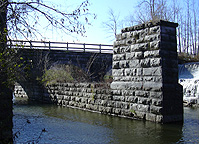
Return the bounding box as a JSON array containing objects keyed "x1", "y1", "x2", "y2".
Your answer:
[
  {"x1": 8, "y1": 40, "x2": 113, "y2": 53},
  {"x1": 12, "y1": 40, "x2": 113, "y2": 102},
  {"x1": 13, "y1": 20, "x2": 183, "y2": 124}
]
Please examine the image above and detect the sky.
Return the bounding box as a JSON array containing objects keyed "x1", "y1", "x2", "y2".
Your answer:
[{"x1": 40, "y1": 0, "x2": 139, "y2": 44}]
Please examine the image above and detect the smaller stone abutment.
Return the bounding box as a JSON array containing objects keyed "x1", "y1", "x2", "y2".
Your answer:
[{"x1": 111, "y1": 20, "x2": 183, "y2": 123}]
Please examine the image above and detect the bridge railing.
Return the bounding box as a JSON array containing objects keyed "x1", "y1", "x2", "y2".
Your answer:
[{"x1": 8, "y1": 40, "x2": 113, "y2": 54}]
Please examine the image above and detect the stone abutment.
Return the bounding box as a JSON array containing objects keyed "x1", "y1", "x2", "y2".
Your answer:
[{"x1": 14, "y1": 20, "x2": 183, "y2": 123}]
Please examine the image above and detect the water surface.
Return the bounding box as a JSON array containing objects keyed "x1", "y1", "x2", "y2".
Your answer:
[{"x1": 13, "y1": 98, "x2": 199, "y2": 144}]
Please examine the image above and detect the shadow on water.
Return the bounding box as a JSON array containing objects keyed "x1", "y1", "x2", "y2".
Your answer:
[{"x1": 13, "y1": 98, "x2": 199, "y2": 144}]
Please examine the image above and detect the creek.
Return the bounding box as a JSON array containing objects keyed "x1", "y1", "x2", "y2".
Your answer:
[{"x1": 13, "y1": 98, "x2": 199, "y2": 144}]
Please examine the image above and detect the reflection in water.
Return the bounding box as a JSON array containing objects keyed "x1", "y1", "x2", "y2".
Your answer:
[{"x1": 13, "y1": 98, "x2": 199, "y2": 144}]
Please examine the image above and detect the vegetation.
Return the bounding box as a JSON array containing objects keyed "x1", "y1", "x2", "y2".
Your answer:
[
  {"x1": 41, "y1": 64, "x2": 89, "y2": 85},
  {"x1": 0, "y1": 0, "x2": 95, "y2": 143},
  {"x1": 41, "y1": 64, "x2": 113, "y2": 86},
  {"x1": 178, "y1": 53, "x2": 199, "y2": 64},
  {"x1": 0, "y1": 0, "x2": 95, "y2": 88}
]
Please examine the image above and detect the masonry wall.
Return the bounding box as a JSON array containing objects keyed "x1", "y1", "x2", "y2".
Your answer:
[
  {"x1": 14, "y1": 20, "x2": 183, "y2": 123},
  {"x1": 111, "y1": 20, "x2": 183, "y2": 123},
  {"x1": 15, "y1": 50, "x2": 112, "y2": 101}
]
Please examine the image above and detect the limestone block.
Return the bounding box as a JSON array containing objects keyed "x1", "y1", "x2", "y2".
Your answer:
[
  {"x1": 136, "y1": 68, "x2": 143, "y2": 76},
  {"x1": 135, "y1": 91, "x2": 149, "y2": 97},
  {"x1": 126, "y1": 38, "x2": 136, "y2": 45},
  {"x1": 144, "y1": 50, "x2": 160, "y2": 58},
  {"x1": 121, "y1": 33, "x2": 127, "y2": 39},
  {"x1": 107, "y1": 101, "x2": 114, "y2": 107},
  {"x1": 135, "y1": 111, "x2": 146, "y2": 119},
  {"x1": 126, "y1": 52, "x2": 135, "y2": 60},
  {"x1": 120, "y1": 76, "x2": 131, "y2": 81},
  {"x1": 121, "y1": 109, "x2": 131, "y2": 116},
  {"x1": 121, "y1": 46, "x2": 131, "y2": 53},
  {"x1": 136, "y1": 37, "x2": 144, "y2": 43},
  {"x1": 145, "y1": 34, "x2": 160, "y2": 42},
  {"x1": 149, "y1": 26, "x2": 160, "y2": 34},
  {"x1": 69, "y1": 101, "x2": 75, "y2": 106},
  {"x1": 129, "y1": 59, "x2": 140, "y2": 68},
  {"x1": 121, "y1": 90, "x2": 132, "y2": 96},
  {"x1": 146, "y1": 113, "x2": 157, "y2": 122},
  {"x1": 112, "y1": 69, "x2": 124, "y2": 76},
  {"x1": 150, "y1": 92, "x2": 163, "y2": 99},
  {"x1": 135, "y1": 52, "x2": 144, "y2": 59},
  {"x1": 143, "y1": 76, "x2": 162, "y2": 82},
  {"x1": 113, "y1": 61, "x2": 120, "y2": 69},
  {"x1": 99, "y1": 106, "x2": 105, "y2": 112},
  {"x1": 150, "y1": 105, "x2": 162, "y2": 114},
  {"x1": 112, "y1": 90, "x2": 122, "y2": 95},
  {"x1": 119, "y1": 39, "x2": 127, "y2": 46},
  {"x1": 138, "y1": 104, "x2": 150, "y2": 112},
  {"x1": 152, "y1": 99, "x2": 162, "y2": 106},
  {"x1": 143, "y1": 67, "x2": 162, "y2": 76},
  {"x1": 124, "y1": 68, "x2": 131, "y2": 76},
  {"x1": 113, "y1": 41, "x2": 120, "y2": 48},
  {"x1": 156, "y1": 115, "x2": 163, "y2": 123},
  {"x1": 101, "y1": 100, "x2": 108, "y2": 106},
  {"x1": 116, "y1": 33, "x2": 122, "y2": 40},
  {"x1": 119, "y1": 60, "x2": 129, "y2": 68},
  {"x1": 149, "y1": 41, "x2": 160, "y2": 50},
  {"x1": 140, "y1": 58, "x2": 150, "y2": 67},
  {"x1": 120, "y1": 102, "x2": 129, "y2": 109},
  {"x1": 113, "y1": 108, "x2": 121, "y2": 115},
  {"x1": 139, "y1": 28, "x2": 149, "y2": 37},
  {"x1": 113, "y1": 96, "x2": 125, "y2": 101},
  {"x1": 113, "y1": 54, "x2": 125, "y2": 61},
  {"x1": 143, "y1": 82, "x2": 163, "y2": 91},
  {"x1": 131, "y1": 43, "x2": 148, "y2": 52},
  {"x1": 150, "y1": 58, "x2": 161, "y2": 67},
  {"x1": 79, "y1": 103, "x2": 86, "y2": 108},
  {"x1": 111, "y1": 82, "x2": 143, "y2": 90},
  {"x1": 81, "y1": 97, "x2": 88, "y2": 103},
  {"x1": 105, "y1": 107, "x2": 112, "y2": 113},
  {"x1": 114, "y1": 101, "x2": 121, "y2": 108}
]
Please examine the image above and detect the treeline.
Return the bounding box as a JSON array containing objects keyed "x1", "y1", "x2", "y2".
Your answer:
[
  {"x1": 133, "y1": 0, "x2": 199, "y2": 55},
  {"x1": 103, "y1": 0, "x2": 199, "y2": 56}
]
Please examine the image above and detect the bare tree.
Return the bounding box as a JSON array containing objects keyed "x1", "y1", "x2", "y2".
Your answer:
[
  {"x1": 5, "y1": 0, "x2": 96, "y2": 40},
  {"x1": 135, "y1": 0, "x2": 171, "y2": 23},
  {"x1": 0, "y1": 0, "x2": 95, "y2": 143},
  {"x1": 102, "y1": 8, "x2": 121, "y2": 41}
]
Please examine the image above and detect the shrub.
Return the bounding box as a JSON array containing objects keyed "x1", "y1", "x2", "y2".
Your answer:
[
  {"x1": 41, "y1": 64, "x2": 89, "y2": 85},
  {"x1": 178, "y1": 53, "x2": 199, "y2": 64}
]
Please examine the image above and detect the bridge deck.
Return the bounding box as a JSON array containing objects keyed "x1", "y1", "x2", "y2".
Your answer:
[{"x1": 8, "y1": 40, "x2": 113, "y2": 54}]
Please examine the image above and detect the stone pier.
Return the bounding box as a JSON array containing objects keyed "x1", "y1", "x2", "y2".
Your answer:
[{"x1": 111, "y1": 20, "x2": 183, "y2": 123}]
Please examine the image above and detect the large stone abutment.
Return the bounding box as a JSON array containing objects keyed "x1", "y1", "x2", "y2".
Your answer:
[
  {"x1": 14, "y1": 20, "x2": 183, "y2": 123},
  {"x1": 111, "y1": 20, "x2": 183, "y2": 123}
]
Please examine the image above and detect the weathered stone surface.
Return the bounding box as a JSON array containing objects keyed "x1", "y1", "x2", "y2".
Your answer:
[
  {"x1": 143, "y1": 67, "x2": 162, "y2": 76},
  {"x1": 14, "y1": 20, "x2": 182, "y2": 124}
]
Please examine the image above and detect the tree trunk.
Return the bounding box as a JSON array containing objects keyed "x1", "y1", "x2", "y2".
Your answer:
[{"x1": 0, "y1": 0, "x2": 13, "y2": 143}]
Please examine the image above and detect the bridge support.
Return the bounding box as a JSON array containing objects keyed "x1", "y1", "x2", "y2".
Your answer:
[
  {"x1": 111, "y1": 20, "x2": 183, "y2": 123},
  {"x1": 13, "y1": 20, "x2": 183, "y2": 123}
]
